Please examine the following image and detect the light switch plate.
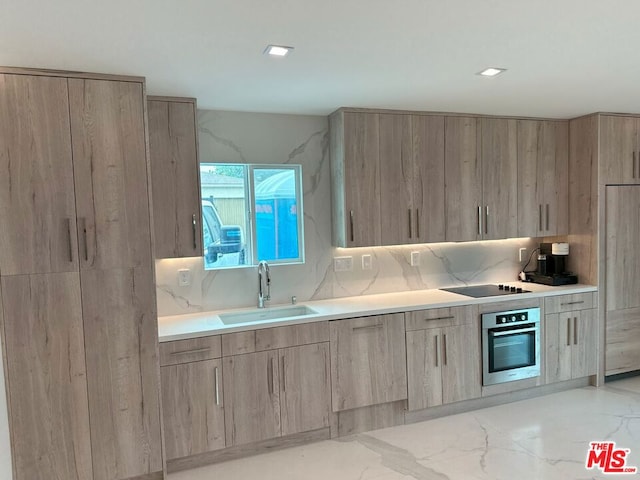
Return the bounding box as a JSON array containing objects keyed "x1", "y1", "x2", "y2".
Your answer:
[
  {"x1": 178, "y1": 269, "x2": 191, "y2": 287},
  {"x1": 410, "y1": 251, "x2": 420, "y2": 267},
  {"x1": 519, "y1": 248, "x2": 527, "y2": 262},
  {"x1": 334, "y1": 256, "x2": 353, "y2": 272},
  {"x1": 361, "y1": 254, "x2": 372, "y2": 270}
]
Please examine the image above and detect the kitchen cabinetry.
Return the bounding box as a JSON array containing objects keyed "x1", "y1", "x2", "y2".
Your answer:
[
  {"x1": 517, "y1": 120, "x2": 569, "y2": 237},
  {"x1": 405, "y1": 306, "x2": 480, "y2": 410},
  {"x1": 545, "y1": 293, "x2": 597, "y2": 383},
  {"x1": 330, "y1": 313, "x2": 407, "y2": 411},
  {"x1": 330, "y1": 110, "x2": 381, "y2": 247},
  {"x1": 0, "y1": 70, "x2": 163, "y2": 480},
  {"x1": 599, "y1": 115, "x2": 640, "y2": 184},
  {"x1": 605, "y1": 186, "x2": 640, "y2": 375},
  {"x1": 379, "y1": 114, "x2": 445, "y2": 245},
  {"x1": 148, "y1": 97, "x2": 203, "y2": 258}
]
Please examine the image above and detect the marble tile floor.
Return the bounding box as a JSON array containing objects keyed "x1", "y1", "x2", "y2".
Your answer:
[{"x1": 169, "y1": 377, "x2": 640, "y2": 480}]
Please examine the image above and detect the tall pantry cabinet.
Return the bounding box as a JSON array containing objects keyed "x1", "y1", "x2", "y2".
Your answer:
[{"x1": 0, "y1": 70, "x2": 163, "y2": 480}]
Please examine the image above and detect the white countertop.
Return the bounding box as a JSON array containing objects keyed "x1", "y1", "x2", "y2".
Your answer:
[{"x1": 158, "y1": 282, "x2": 597, "y2": 342}]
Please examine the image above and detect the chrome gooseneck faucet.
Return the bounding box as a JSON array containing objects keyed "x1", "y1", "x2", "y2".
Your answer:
[{"x1": 257, "y1": 260, "x2": 271, "y2": 308}]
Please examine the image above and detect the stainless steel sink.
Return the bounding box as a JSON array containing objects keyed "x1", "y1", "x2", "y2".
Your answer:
[{"x1": 219, "y1": 305, "x2": 318, "y2": 325}]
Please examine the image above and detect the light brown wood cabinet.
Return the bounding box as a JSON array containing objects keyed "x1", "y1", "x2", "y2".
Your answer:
[
  {"x1": 330, "y1": 111, "x2": 381, "y2": 247},
  {"x1": 330, "y1": 313, "x2": 407, "y2": 412},
  {"x1": 517, "y1": 120, "x2": 569, "y2": 237},
  {"x1": 599, "y1": 115, "x2": 640, "y2": 184},
  {"x1": 161, "y1": 358, "x2": 225, "y2": 460},
  {"x1": 0, "y1": 69, "x2": 163, "y2": 480},
  {"x1": 148, "y1": 97, "x2": 203, "y2": 258},
  {"x1": 545, "y1": 308, "x2": 597, "y2": 383},
  {"x1": 605, "y1": 185, "x2": 640, "y2": 375},
  {"x1": 405, "y1": 306, "x2": 481, "y2": 410}
]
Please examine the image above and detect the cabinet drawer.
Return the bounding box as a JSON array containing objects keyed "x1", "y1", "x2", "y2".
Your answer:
[
  {"x1": 255, "y1": 321, "x2": 329, "y2": 351},
  {"x1": 160, "y1": 335, "x2": 222, "y2": 366},
  {"x1": 545, "y1": 292, "x2": 596, "y2": 314},
  {"x1": 405, "y1": 305, "x2": 476, "y2": 331}
]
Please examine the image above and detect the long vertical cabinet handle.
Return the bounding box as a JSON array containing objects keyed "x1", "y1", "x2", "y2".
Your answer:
[
  {"x1": 192, "y1": 214, "x2": 197, "y2": 250},
  {"x1": 267, "y1": 357, "x2": 274, "y2": 395},
  {"x1": 485, "y1": 206, "x2": 489, "y2": 235},
  {"x1": 477, "y1": 206, "x2": 482, "y2": 236},
  {"x1": 539, "y1": 204, "x2": 543, "y2": 232},
  {"x1": 281, "y1": 354, "x2": 286, "y2": 392},
  {"x1": 434, "y1": 335, "x2": 439, "y2": 367},
  {"x1": 415, "y1": 209, "x2": 420, "y2": 239},
  {"x1": 349, "y1": 210, "x2": 355, "y2": 243},
  {"x1": 80, "y1": 217, "x2": 89, "y2": 262},
  {"x1": 66, "y1": 218, "x2": 73, "y2": 262},
  {"x1": 443, "y1": 334, "x2": 448, "y2": 366},
  {"x1": 573, "y1": 317, "x2": 578, "y2": 345},
  {"x1": 634, "y1": 152, "x2": 637, "y2": 179},
  {"x1": 408, "y1": 209, "x2": 412, "y2": 239},
  {"x1": 546, "y1": 204, "x2": 550, "y2": 231},
  {"x1": 566, "y1": 318, "x2": 571, "y2": 347},
  {"x1": 214, "y1": 366, "x2": 220, "y2": 405}
]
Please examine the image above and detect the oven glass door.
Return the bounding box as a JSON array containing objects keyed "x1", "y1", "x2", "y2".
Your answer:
[{"x1": 487, "y1": 324, "x2": 537, "y2": 373}]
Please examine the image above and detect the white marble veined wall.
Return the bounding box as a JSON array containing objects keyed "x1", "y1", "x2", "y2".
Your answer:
[{"x1": 155, "y1": 110, "x2": 537, "y2": 316}]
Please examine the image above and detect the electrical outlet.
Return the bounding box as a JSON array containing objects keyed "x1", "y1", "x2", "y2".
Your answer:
[
  {"x1": 519, "y1": 248, "x2": 527, "y2": 262},
  {"x1": 334, "y1": 256, "x2": 353, "y2": 272},
  {"x1": 410, "y1": 251, "x2": 420, "y2": 267},
  {"x1": 178, "y1": 269, "x2": 191, "y2": 287},
  {"x1": 361, "y1": 254, "x2": 372, "y2": 270}
]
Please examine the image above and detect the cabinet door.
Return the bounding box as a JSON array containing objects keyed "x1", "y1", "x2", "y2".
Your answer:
[
  {"x1": 599, "y1": 115, "x2": 640, "y2": 184},
  {"x1": 81, "y1": 267, "x2": 163, "y2": 480},
  {"x1": 69, "y1": 79, "x2": 153, "y2": 270},
  {"x1": 1, "y1": 273, "x2": 93, "y2": 480},
  {"x1": 413, "y1": 115, "x2": 445, "y2": 243},
  {"x1": 605, "y1": 186, "x2": 640, "y2": 311},
  {"x1": 0, "y1": 74, "x2": 79, "y2": 276},
  {"x1": 406, "y1": 328, "x2": 442, "y2": 410},
  {"x1": 545, "y1": 313, "x2": 572, "y2": 383},
  {"x1": 161, "y1": 359, "x2": 225, "y2": 459},
  {"x1": 572, "y1": 309, "x2": 597, "y2": 379},
  {"x1": 444, "y1": 116, "x2": 482, "y2": 241},
  {"x1": 330, "y1": 313, "x2": 407, "y2": 412},
  {"x1": 342, "y1": 112, "x2": 381, "y2": 247},
  {"x1": 279, "y1": 343, "x2": 330, "y2": 436},
  {"x1": 481, "y1": 118, "x2": 518, "y2": 240},
  {"x1": 148, "y1": 98, "x2": 203, "y2": 258},
  {"x1": 441, "y1": 325, "x2": 481, "y2": 404},
  {"x1": 606, "y1": 308, "x2": 640, "y2": 376},
  {"x1": 379, "y1": 114, "x2": 413, "y2": 245},
  {"x1": 223, "y1": 350, "x2": 281, "y2": 446},
  {"x1": 517, "y1": 120, "x2": 568, "y2": 237}
]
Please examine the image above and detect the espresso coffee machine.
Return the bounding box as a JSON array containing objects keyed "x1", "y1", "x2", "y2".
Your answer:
[{"x1": 525, "y1": 242, "x2": 578, "y2": 286}]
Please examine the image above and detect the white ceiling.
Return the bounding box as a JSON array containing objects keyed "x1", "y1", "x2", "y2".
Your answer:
[{"x1": 3, "y1": 0, "x2": 640, "y2": 118}]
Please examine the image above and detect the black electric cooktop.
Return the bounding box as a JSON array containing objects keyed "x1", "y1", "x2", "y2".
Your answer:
[{"x1": 440, "y1": 284, "x2": 531, "y2": 298}]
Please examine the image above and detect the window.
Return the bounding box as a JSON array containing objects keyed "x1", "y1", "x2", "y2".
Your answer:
[{"x1": 200, "y1": 163, "x2": 304, "y2": 269}]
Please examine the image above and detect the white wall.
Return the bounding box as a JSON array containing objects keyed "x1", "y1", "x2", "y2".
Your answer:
[
  {"x1": 0, "y1": 340, "x2": 13, "y2": 479},
  {"x1": 155, "y1": 110, "x2": 536, "y2": 316}
]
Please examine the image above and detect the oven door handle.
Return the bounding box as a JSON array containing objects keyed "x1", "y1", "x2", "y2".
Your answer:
[{"x1": 489, "y1": 327, "x2": 537, "y2": 337}]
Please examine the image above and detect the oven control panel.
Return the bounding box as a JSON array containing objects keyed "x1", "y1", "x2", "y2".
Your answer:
[
  {"x1": 481, "y1": 307, "x2": 540, "y2": 329},
  {"x1": 496, "y1": 311, "x2": 529, "y2": 324}
]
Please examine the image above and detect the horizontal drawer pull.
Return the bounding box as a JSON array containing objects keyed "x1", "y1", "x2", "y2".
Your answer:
[
  {"x1": 423, "y1": 315, "x2": 455, "y2": 322},
  {"x1": 169, "y1": 347, "x2": 212, "y2": 356},
  {"x1": 352, "y1": 324, "x2": 384, "y2": 332},
  {"x1": 560, "y1": 301, "x2": 585, "y2": 306}
]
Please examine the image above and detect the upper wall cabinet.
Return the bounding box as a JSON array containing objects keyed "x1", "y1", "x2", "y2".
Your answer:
[
  {"x1": 517, "y1": 120, "x2": 569, "y2": 237},
  {"x1": 599, "y1": 115, "x2": 640, "y2": 185},
  {"x1": 148, "y1": 97, "x2": 203, "y2": 258},
  {"x1": 331, "y1": 110, "x2": 445, "y2": 247}
]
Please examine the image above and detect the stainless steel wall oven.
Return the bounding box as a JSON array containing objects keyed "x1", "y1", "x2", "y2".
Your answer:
[{"x1": 482, "y1": 307, "x2": 541, "y2": 386}]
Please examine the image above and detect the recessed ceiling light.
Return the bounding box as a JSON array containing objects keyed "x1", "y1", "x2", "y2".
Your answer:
[
  {"x1": 477, "y1": 67, "x2": 507, "y2": 77},
  {"x1": 264, "y1": 45, "x2": 294, "y2": 57}
]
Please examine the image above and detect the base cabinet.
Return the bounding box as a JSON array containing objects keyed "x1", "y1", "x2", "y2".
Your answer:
[
  {"x1": 405, "y1": 307, "x2": 481, "y2": 410},
  {"x1": 330, "y1": 314, "x2": 407, "y2": 412},
  {"x1": 161, "y1": 359, "x2": 225, "y2": 460}
]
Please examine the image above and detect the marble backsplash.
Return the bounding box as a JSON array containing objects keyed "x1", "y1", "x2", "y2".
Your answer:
[{"x1": 155, "y1": 110, "x2": 537, "y2": 316}]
